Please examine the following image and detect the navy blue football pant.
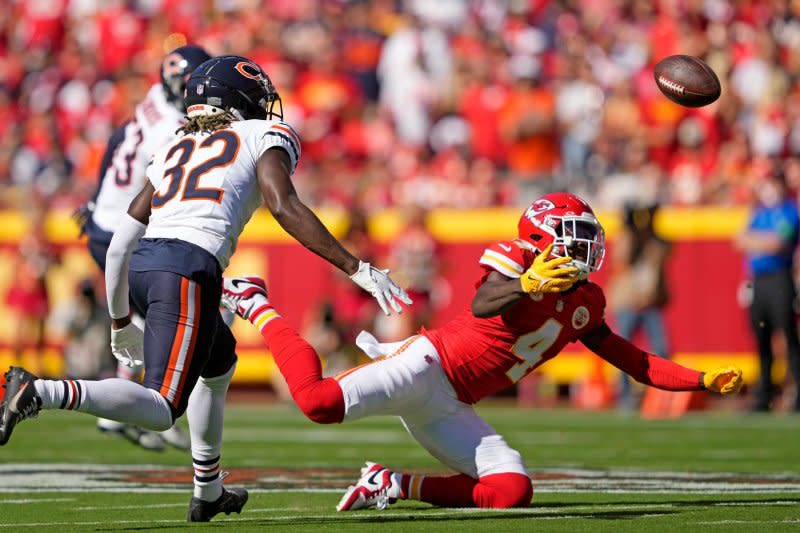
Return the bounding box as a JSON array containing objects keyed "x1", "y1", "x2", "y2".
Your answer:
[{"x1": 129, "y1": 270, "x2": 237, "y2": 419}]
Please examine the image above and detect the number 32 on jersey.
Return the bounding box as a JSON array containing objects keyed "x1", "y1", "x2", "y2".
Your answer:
[
  {"x1": 506, "y1": 318, "x2": 563, "y2": 383},
  {"x1": 152, "y1": 130, "x2": 240, "y2": 208}
]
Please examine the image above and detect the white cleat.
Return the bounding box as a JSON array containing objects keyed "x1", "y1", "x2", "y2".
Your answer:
[
  {"x1": 160, "y1": 423, "x2": 191, "y2": 450},
  {"x1": 336, "y1": 462, "x2": 397, "y2": 512},
  {"x1": 221, "y1": 276, "x2": 270, "y2": 320}
]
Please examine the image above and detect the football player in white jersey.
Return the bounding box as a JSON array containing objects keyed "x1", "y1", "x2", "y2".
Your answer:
[
  {"x1": 76, "y1": 45, "x2": 212, "y2": 451},
  {"x1": 0, "y1": 55, "x2": 411, "y2": 522}
]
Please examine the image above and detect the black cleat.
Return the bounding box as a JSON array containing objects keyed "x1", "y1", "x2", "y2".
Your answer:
[
  {"x1": 0, "y1": 367, "x2": 41, "y2": 446},
  {"x1": 187, "y1": 487, "x2": 249, "y2": 522}
]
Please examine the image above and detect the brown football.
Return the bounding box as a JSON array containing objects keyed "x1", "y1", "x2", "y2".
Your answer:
[{"x1": 653, "y1": 55, "x2": 721, "y2": 107}]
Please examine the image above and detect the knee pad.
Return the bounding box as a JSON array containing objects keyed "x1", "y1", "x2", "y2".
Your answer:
[
  {"x1": 292, "y1": 378, "x2": 344, "y2": 425},
  {"x1": 476, "y1": 473, "x2": 533, "y2": 508}
]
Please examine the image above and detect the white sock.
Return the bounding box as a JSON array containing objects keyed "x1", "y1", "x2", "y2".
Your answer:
[
  {"x1": 34, "y1": 378, "x2": 173, "y2": 431},
  {"x1": 187, "y1": 362, "x2": 236, "y2": 501}
]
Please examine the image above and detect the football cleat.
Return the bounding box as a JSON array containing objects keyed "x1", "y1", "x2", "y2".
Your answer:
[
  {"x1": 97, "y1": 419, "x2": 167, "y2": 451},
  {"x1": 0, "y1": 367, "x2": 41, "y2": 446},
  {"x1": 160, "y1": 423, "x2": 191, "y2": 450},
  {"x1": 187, "y1": 486, "x2": 249, "y2": 522},
  {"x1": 336, "y1": 462, "x2": 397, "y2": 512},
  {"x1": 221, "y1": 276, "x2": 270, "y2": 320}
]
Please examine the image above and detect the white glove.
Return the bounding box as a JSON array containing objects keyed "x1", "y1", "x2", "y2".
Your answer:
[
  {"x1": 349, "y1": 261, "x2": 413, "y2": 316},
  {"x1": 110, "y1": 322, "x2": 145, "y2": 368}
]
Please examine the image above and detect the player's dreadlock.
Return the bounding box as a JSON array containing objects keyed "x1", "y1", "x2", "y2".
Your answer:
[{"x1": 179, "y1": 112, "x2": 235, "y2": 134}]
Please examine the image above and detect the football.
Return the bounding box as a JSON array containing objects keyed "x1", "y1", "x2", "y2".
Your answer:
[{"x1": 653, "y1": 55, "x2": 721, "y2": 107}]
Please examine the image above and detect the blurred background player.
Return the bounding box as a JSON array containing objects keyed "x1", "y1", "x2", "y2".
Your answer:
[
  {"x1": 73, "y1": 44, "x2": 212, "y2": 451},
  {"x1": 0, "y1": 54, "x2": 410, "y2": 522},
  {"x1": 221, "y1": 192, "x2": 743, "y2": 512},
  {"x1": 606, "y1": 203, "x2": 671, "y2": 411},
  {"x1": 735, "y1": 164, "x2": 800, "y2": 412}
]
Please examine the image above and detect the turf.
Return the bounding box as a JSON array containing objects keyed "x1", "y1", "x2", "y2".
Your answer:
[{"x1": 0, "y1": 402, "x2": 798, "y2": 532}]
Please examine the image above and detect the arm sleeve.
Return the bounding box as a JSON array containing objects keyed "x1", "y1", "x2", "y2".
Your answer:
[
  {"x1": 255, "y1": 121, "x2": 302, "y2": 173},
  {"x1": 581, "y1": 322, "x2": 704, "y2": 391},
  {"x1": 105, "y1": 214, "x2": 146, "y2": 320}
]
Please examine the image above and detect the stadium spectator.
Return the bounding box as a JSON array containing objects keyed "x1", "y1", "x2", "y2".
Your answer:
[
  {"x1": 735, "y1": 165, "x2": 800, "y2": 412},
  {"x1": 606, "y1": 203, "x2": 672, "y2": 411},
  {"x1": 5, "y1": 206, "x2": 57, "y2": 375}
]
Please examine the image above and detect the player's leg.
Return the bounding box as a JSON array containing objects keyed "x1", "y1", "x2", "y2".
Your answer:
[
  {"x1": 184, "y1": 311, "x2": 247, "y2": 521},
  {"x1": 337, "y1": 395, "x2": 532, "y2": 510},
  {"x1": 769, "y1": 273, "x2": 800, "y2": 411},
  {"x1": 0, "y1": 270, "x2": 225, "y2": 444},
  {"x1": 223, "y1": 277, "x2": 452, "y2": 424},
  {"x1": 750, "y1": 279, "x2": 774, "y2": 411},
  {"x1": 222, "y1": 277, "x2": 345, "y2": 423},
  {"x1": 85, "y1": 234, "x2": 168, "y2": 449}
]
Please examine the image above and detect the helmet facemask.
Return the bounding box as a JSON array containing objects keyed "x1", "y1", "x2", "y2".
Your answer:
[{"x1": 549, "y1": 215, "x2": 605, "y2": 279}]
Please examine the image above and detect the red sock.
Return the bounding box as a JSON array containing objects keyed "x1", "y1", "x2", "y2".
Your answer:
[
  {"x1": 416, "y1": 474, "x2": 477, "y2": 507},
  {"x1": 400, "y1": 472, "x2": 532, "y2": 508},
  {"x1": 260, "y1": 318, "x2": 344, "y2": 424}
]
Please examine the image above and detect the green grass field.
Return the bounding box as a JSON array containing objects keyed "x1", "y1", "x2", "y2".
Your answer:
[{"x1": 1, "y1": 402, "x2": 798, "y2": 532}]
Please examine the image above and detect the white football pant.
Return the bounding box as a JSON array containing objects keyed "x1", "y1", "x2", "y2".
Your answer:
[{"x1": 337, "y1": 332, "x2": 527, "y2": 479}]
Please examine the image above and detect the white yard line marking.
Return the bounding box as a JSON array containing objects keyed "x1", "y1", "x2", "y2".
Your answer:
[{"x1": 0, "y1": 498, "x2": 75, "y2": 504}]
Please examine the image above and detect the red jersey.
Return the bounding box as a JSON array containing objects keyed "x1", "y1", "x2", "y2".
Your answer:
[{"x1": 423, "y1": 239, "x2": 606, "y2": 404}]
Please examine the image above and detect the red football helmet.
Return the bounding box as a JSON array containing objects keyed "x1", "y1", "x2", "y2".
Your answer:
[{"x1": 517, "y1": 192, "x2": 606, "y2": 277}]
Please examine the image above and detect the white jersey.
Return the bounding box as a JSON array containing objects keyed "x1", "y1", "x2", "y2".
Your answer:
[
  {"x1": 143, "y1": 119, "x2": 301, "y2": 269},
  {"x1": 92, "y1": 84, "x2": 185, "y2": 233}
]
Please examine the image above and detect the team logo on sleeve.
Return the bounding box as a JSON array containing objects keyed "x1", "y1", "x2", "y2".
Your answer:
[{"x1": 571, "y1": 306, "x2": 590, "y2": 329}]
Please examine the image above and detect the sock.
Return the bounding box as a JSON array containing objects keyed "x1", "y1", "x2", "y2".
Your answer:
[
  {"x1": 248, "y1": 298, "x2": 280, "y2": 333},
  {"x1": 418, "y1": 473, "x2": 478, "y2": 507},
  {"x1": 187, "y1": 362, "x2": 236, "y2": 501},
  {"x1": 399, "y1": 472, "x2": 532, "y2": 508},
  {"x1": 393, "y1": 472, "x2": 423, "y2": 501},
  {"x1": 192, "y1": 455, "x2": 222, "y2": 501},
  {"x1": 34, "y1": 378, "x2": 173, "y2": 431}
]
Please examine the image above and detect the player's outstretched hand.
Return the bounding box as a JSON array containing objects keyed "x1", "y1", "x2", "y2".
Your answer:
[
  {"x1": 72, "y1": 201, "x2": 94, "y2": 237},
  {"x1": 350, "y1": 261, "x2": 413, "y2": 316},
  {"x1": 519, "y1": 244, "x2": 579, "y2": 294},
  {"x1": 703, "y1": 366, "x2": 743, "y2": 395},
  {"x1": 110, "y1": 322, "x2": 145, "y2": 368}
]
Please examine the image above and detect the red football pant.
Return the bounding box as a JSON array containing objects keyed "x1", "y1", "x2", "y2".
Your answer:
[{"x1": 261, "y1": 319, "x2": 344, "y2": 424}]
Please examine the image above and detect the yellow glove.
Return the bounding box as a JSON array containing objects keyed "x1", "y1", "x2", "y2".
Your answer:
[
  {"x1": 703, "y1": 366, "x2": 743, "y2": 395},
  {"x1": 519, "y1": 244, "x2": 579, "y2": 294}
]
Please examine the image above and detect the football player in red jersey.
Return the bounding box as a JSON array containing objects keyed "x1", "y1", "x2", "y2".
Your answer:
[{"x1": 221, "y1": 192, "x2": 743, "y2": 511}]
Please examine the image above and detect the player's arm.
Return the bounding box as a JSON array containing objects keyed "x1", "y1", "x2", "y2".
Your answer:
[
  {"x1": 580, "y1": 321, "x2": 742, "y2": 394},
  {"x1": 256, "y1": 148, "x2": 411, "y2": 315},
  {"x1": 102, "y1": 182, "x2": 153, "y2": 368},
  {"x1": 471, "y1": 271, "x2": 529, "y2": 318},
  {"x1": 105, "y1": 183, "x2": 153, "y2": 330},
  {"x1": 472, "y1": 243, "x2": 578, "y2": 318}
]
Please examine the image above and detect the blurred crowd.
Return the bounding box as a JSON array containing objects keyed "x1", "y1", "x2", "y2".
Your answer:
[{"x1": 3, "y1": 0, "x2": 800, "y2": 214}]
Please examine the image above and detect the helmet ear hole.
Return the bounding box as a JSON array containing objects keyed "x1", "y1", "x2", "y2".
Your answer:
[{"x1": 529, "y1": 234, "x2": 542, "y2": 241}]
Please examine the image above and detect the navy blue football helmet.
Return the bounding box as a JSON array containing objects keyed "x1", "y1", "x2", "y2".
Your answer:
[
  {"x1": 161, "y1": 45, "x2": 212, "y2": 110},
  {"x1": 184, "y1": 55, "x2": 283, "y2": 121}
]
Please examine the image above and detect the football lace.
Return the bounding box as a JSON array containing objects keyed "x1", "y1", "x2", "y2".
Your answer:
[{"x1": 658, "y1": 75, "x2": 685, "y2": 95}]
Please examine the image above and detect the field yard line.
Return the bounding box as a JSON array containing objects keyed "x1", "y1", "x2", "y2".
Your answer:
[
  {"x1": 74, "y1": 503, "x2": 188, "y2": 511},
  {"x1": 0, "y1": 498, "x2": 75, "y2": 504},
  {"x1": 712, "y1": 501, "x2": 799, "y2": 506},
  {"x1": 695, "y1": 520, "x2": 800, "y2": 525}
]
